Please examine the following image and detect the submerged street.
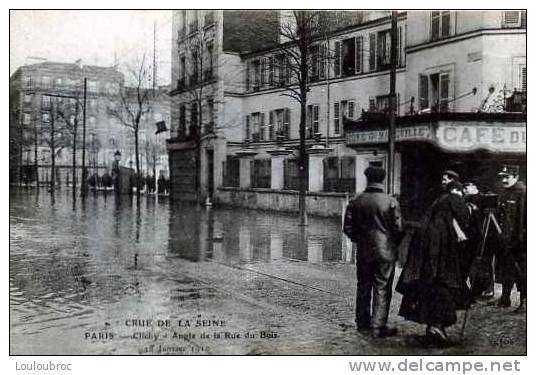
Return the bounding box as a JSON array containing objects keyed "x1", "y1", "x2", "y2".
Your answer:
[{"x1": 9, "y1": 189, "x2": 526, "y2": 355}]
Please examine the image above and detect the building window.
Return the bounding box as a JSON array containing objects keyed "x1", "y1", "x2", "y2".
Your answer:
[
  {"x1": 245, "y1": 115, "x2": 250, "y2": 140},
  {"x1": 309, "y1": 45, "x2": 320, "y2": 81},
  {"x1": 190, "y1": 102, "x2": 199, "y2": 135},
  {"x1": 252, "y1": 59, "x2": 261, "y2": 90},
  {"x1": 23, "y1": 76, "x2": 34, "y2": 88},
  {"x1": 275, "y1": 54, "x2": 289, "y2": 87},
  {"x1": 250, "y1": 112, "x2": 265, "y2": 141},
  {"x1": 205, "y1": 99, "x2": 214, "y2": 133},
  {"x1": 23, "y1": 113, "x2": 31, "y2": 125},
  {"x1": 179, "y1": 54, "x2": 186, "y2": 87},
  {"x1": 268, "y1": 111, "x2": 275, "y2": 140},
  {"x1": 503, "y1": 11, "x2": 526, "y2": 28},
  {"x1": 369, "y1": 33, "x2": 376, "y2": 72},
  {"x1": 24, "y1": 94, "x2": 32, "y2": 104},
  {"x1": 419, "y1": 72, "x2": 451, "y2": 112},
  {"x1": 191, "y1": 46, "x2": 200, "y2": 85},
  {"x1": 42, "y1": 112, "x2": 50, "y2": 123},
  {"x1": 319, "y1": 44, "x2": 327, "y2": 79},
  {"x1": 41, "y1": 95, "x2": 51, "y2": 108},
  {"x1": 41, "y1": 76, "x2": 51, "y2": 89},
  {"x1": 333, "y1": 102, "x2": 340, "y2": 134},
  {"x1": 431, "y1": 11, "x2": 452, "y2": 41},
  {"x1": 377, "y1": 30, "x2": 392, "y2": 70},
  {"x1": 355, "y1": 36, "x2": 363, "y2": 74},
  {"x1": 369, "y1": 98, "x2": 376, "y2": 112},
  {"x1": 341, "y1": 37, "x2": 356, "y2": 77},
  {"x1": 179, "y1": 104, "x2": 186, "y2": 136},
  {"x1": 260, "y1": 58, "x2": 266, "y2": 86},
  {"x1": 88, "y1": 81, "x2": 98, "y2": 93},
  {"x1": 306, "y1": 104, "x2": 320, "y2": 138},
  {"x1": 268, "y1": 56, "x2": 275, "y2": 86}
]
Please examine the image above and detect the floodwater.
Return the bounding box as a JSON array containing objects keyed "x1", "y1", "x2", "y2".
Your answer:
[{"x1": 9, "y1": 188, "x2": 352, "y2": 355}]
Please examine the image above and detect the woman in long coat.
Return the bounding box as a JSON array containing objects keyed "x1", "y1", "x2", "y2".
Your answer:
[{"x1": 396, "y1": 181, "x2": 471, "y2": 342}]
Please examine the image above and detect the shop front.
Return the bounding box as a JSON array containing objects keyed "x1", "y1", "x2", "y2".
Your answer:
[{"x1": 345, "y1": 113, "x2": 526, "y2": 221}]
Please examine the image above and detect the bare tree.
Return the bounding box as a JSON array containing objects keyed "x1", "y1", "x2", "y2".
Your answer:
[
  {"x1": 39, "y1": 98, "x2": 71, "y2": 192},
  {"x1": 107, "y1": 54, "x2": 153, "y2": 197},
  {"x1": 56, "y1": 95, "x2": 82, "y2": 195}
]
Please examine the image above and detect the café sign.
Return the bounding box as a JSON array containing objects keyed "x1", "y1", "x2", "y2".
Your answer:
[
  {"x1": 346, "y1": 122, "x2": 526, "y2": 153},
  {"x1": 435, "y1": 123, "x2": 526, "y2": 153}
]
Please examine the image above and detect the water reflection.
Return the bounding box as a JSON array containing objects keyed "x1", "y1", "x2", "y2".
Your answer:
[{"x1": 167, "y1": 204, "x2": 348, "y2": 265}]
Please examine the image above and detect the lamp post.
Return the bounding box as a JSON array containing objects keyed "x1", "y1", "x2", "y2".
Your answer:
[{"x1": 114, "y1": 150, "x2": 121, "y2": 194}]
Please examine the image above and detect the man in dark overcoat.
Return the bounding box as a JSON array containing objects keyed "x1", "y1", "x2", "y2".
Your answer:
[
  {"x1": 343, "y1": 166, "x2": 403, "y2": 338},
  {"x1": 495, "y1": 165, "x2": 527, "y2": 313}
]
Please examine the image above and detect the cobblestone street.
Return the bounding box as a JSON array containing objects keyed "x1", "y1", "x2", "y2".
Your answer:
[{"x1": 9, "y1": 189, "x2": 526, "y2": 355}]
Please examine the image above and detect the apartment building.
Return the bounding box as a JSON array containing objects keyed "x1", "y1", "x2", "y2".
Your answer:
[
  {"x1": 168, "y1": 10, "x2": 526, "y2": 218},
  {"x1": 9, "y1": 60, "x2": 124, "y2": 185}
]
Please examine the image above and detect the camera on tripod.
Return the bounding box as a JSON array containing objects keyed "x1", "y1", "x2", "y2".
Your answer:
[{"x1": 479, "y1": 193, "x2": 499, "y2": 210}]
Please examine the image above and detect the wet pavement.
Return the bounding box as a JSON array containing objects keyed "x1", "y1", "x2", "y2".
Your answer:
[{"x1": 10, "y1": 188, "x2": 526, "y2": 355}]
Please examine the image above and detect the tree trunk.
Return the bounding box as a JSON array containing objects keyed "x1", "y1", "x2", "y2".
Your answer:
[
  {"x1": 298, "y1": 42, "x2": 309, "y2": 226},
  {"x1": 135, "y1": 128, "x2": 140, "y2": 198},
  {"x1": 50, "y1": 111, "x2": 56, "y2": 193},
  {"x1": 72, "y1": 111, "x2": 78, "y2": 200},
  {"x1": 34, "y1": 117, "x2": 39, "y2": 187}
]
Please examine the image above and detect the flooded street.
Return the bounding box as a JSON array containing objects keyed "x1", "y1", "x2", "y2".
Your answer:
[{"x1": 10, "y1": 189, "x2": 526, "y2": 355}]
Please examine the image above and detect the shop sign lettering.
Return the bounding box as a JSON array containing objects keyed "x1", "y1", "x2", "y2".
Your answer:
[
  {"x1": 436, "y1": 125, "x2": 526, "y2": 152},
  {"x1": 346, "y1": 125, "x2": 432, "y2": 145}
]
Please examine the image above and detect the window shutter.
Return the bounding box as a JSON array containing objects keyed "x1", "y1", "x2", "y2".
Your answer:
[
  {"x1": 431, "y1": 11, "x2": 440, "y2": 41},
  {"x1": 441, "y1": 11, "x2": 451, "y2": 37},
  {"x1": 333, "y1": 102, "x2": 340, "y2": 134},
  {"x1": 520, "y1": 66, "x2": 527, "y2": 92},
  {"x1": 269, "y1": 110, "x2": 274, "y2": 140},
  {"x1": 419, "y1": 74, "x2": 429, "y2": 110},
  {"x1": 369, "y1": 34, "x2": 376, "y2": 72},
  {"x1": 245, "y1": 115, "x2": 250, "y2": 140},
  {"x1": 504, "y1": 11, "x2": 521, "y2": 27},
  {"x1": 319, "y1": 44, "x2": 326, "y2": 79},
  {"x1": 246, "y1": 62, "x2": 250, "y2": 90},
  {"x1": 439, "y1": 73, "x2": 450, "y2": 112},
  {"x1": 284, "y1": 108, "x2": 290, "y2": 138},
  {"x1": 355, "y1": 36, "x2": 363, "y2": 73},
  {"x1": 313, "y1": 105, "x2": 319, "y2": 134},
  {"x1": 269, "y1": 57, "x2": 274, "y2": 85},
  {"x1": 334, "y1": 41, "x2": 341, "y2": 77},
  {"x1": 348, "y1": 101, "x2": 355, "y2": 119},
  {"x1": 397, "y1": 26, "x2": 403, "y2": 67},
  {"x1": 260, "y1": 112, "x2": 265, "y2": 140}
]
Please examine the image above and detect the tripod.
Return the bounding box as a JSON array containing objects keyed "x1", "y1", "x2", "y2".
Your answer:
[{"x1": 461, "y1": 208, "x2": 502, "y2": 339}]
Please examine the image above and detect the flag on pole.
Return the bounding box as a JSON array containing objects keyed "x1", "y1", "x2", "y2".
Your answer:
[{"x1": 155, "y1": 121, "x2": 168, "y2": 135}]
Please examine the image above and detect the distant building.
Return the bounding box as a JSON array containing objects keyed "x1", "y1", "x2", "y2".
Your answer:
[
  {"x1": 9, "y1": 60, "x2": 124, "y2": 186},
  {"x1": 168, "y1": 10, "x2": 526, "y2": 218}
]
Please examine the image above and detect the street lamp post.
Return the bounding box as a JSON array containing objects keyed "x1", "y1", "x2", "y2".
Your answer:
[{"x1": 114, "y1": 150, "x2": 121, "y2": 194}]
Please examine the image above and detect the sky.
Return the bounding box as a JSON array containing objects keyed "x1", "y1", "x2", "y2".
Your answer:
[{"x1": 10, "y1": 10, "x2": 173, "y2": 84}]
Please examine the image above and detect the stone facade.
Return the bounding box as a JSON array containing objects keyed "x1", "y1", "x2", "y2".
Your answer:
[{"x1": 168, "y1": 10, "x2": 526, "y2": 216}]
